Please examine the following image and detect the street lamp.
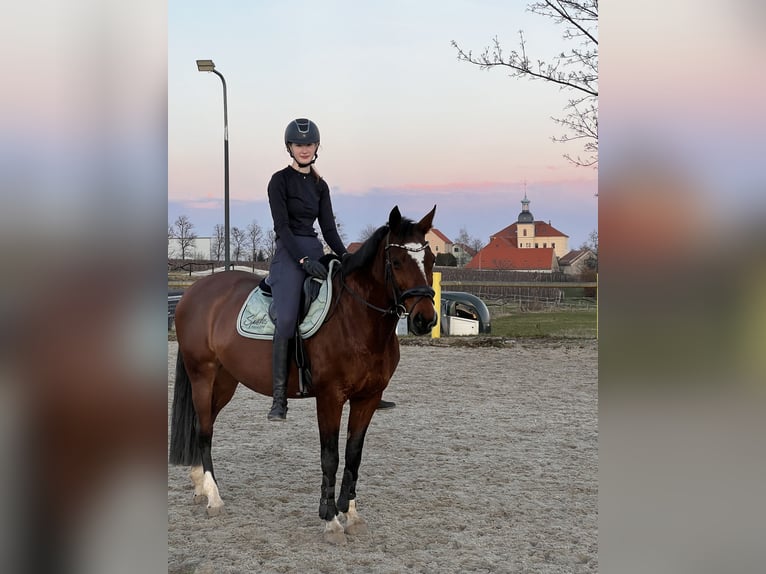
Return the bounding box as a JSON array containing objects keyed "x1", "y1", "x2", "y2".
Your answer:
[{"x1": 196, "y1": 59, "x2": 230, "y2": 271}]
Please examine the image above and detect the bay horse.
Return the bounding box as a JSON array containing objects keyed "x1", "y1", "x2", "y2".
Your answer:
[{"x1": 169, "y1": 205, "x2": 437, "y2": 543}]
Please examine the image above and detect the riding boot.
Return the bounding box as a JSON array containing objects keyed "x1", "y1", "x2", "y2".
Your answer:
[{"x1": 267, "y1": 337, "x2": 291, "y2": 421}]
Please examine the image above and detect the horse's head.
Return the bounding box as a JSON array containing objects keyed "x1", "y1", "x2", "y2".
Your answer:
[{"x1": 384, "y1": 205, "x2": 438, "y2": 336}]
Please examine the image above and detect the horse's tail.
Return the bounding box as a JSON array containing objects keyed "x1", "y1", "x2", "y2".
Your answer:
[{"x1": 168, "y1": 350, "x2": 203, "y2": 466}]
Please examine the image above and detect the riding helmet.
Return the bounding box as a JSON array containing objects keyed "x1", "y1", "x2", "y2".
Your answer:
[{"x1": 284, "y1": 118, "x2": 320, "y2": 146}]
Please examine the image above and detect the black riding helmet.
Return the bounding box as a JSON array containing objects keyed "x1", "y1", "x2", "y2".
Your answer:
[
  {"x1": 285, "y1": 118, "x2": 320, "y2": 145},
  {"x1": 285, "y1": 118, "x2": 320, "y2": 167}
]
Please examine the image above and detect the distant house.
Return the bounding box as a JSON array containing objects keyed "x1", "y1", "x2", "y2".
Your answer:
[
  {"x1": 346, "y1": 241, "x2": 363, "y2": 254},
  {"x1": 558, "y1": 248, "x2": 597, "y2": 276},
  {"x1": 168, "y1": 237, "x2": 212, "y2": 260},
  {"x1": 467, "y1": 193, "x2": 589, "y2": 273},
  {"x1": 466, "y1": 237, "x2": 559, "y2": 272},
  {"x1": 426, "y1": 228, "x2": 453, "y2": 256},
  {"x1": 451, "y1": 243, "x2": 477, "y2": 267}
]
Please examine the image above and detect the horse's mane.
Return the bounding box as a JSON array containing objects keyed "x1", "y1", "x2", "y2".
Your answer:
[
  {"x1": 342, "y1": 225, "x2": 388, "y2": 275},
  {"x1": 342, "y1": 217, "x2": 418, "y2": 276}
]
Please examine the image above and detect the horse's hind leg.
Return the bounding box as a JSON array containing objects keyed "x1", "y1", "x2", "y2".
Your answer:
[{"x1": 190, "y1": 364, "x2": 239, "y2": 517}]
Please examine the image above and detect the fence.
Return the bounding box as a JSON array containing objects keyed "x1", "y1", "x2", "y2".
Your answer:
[{"x1": 436, "y1": 267, "x2": 597, "y2": 315}]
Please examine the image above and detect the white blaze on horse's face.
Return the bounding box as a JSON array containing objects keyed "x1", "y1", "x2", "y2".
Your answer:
[{"x1": 403, "y1": 242, "x2": 428, "y2": 278}]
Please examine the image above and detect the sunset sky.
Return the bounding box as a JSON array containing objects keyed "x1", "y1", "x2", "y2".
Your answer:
[{"x1": 168, "y1": 0, "x2": 598, "y2": 247}]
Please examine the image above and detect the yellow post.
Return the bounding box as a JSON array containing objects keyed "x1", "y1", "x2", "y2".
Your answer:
[{"x1": 432, "y1": 271, "x2": 442, "y2": 338}]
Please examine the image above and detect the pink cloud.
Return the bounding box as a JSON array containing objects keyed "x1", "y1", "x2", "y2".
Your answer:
[
  {"x1": 182, "y1": 200, "x2": 221, "y2": 210},
  {"x1": 343, "y1": 175, "x2": 596, "y2": 197}
]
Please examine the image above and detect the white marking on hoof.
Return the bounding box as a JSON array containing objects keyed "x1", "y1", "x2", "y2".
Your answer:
[
  {"x1": 202, "y1": 471, "x2": 224, "y2": 516},
  {"x1": 190, "y1": 465, "x2": 204, "y2": 487},
  {"x1": 189, "y1": 466, "x2": 206, "y2": 503},
  {"x1": 343, "y1": 500, "x2": 369, "y2": 536},
  {"x1": 323, "y1": 516, "x2": 347, "y2": 545}
]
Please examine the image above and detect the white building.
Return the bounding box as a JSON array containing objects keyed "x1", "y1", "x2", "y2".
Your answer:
[{"x1": 168, "y1": 237, "x2": 213, "y2": 260}]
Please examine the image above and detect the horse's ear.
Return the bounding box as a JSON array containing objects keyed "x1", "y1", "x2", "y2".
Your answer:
[
  {"x1": 417, "y1": 205, "x2": 436, "y2": 233},
  {"x1": 388, "y1": 206, "x2": 402, "y2": 229}
]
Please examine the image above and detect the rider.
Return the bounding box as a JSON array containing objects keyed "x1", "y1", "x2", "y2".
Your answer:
[{"x1": 266, "y1": 118, "x2": 347, "y2": 421}]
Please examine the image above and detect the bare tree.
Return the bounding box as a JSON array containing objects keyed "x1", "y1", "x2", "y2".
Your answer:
[
  {"x1": 246, "y1": 220, "x2": 264, "y2": 262},
  {"x1": 454, "y1": 227, "x2": 485, "y2": 253},
  {"x1": 264, "y1": 229, "x2": 277, "y2": 262},
  {"x1": 318, "y1": 216, "x2": 348, "y2": 253},
  {"x1": 211, "y1": 224, "x2": 225, "y2": 262},
  {"x1": 171, "y1": 215, "x2": 197, "y2": 261},
  {"x1": 579, "y1": 229, "x2": 598, "y2": 255},
  {"x1": 231, "y1": 226, "x2": 246, "y2": 262},
  {"x1": 452, "y1": 0, "x2": 598, "y2": 167},
  {"x1": 168, "y1": 225, "x2": 175, "y2": 258},
  {"x1": 358, "y1": 223, "x2": 378, "y2": 243}
]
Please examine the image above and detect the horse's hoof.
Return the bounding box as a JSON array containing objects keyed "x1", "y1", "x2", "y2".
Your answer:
[
  {"x1": 206, "y1": 504, "x2": 224, "y2": 517},
  {"x1": 193, "y1": 494, "x2": 207, "y2": 505},
  {"x1": 323, "y1": 530, "x2": 347, "y2": 545},
  {"x1": 323, "y1": 517, "x2": 347, "y2": 545},
  {"x1": 345, "y1": 519, "x2": 368, "y2": 536}
]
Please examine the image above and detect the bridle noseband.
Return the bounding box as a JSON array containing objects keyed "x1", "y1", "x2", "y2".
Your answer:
[{"x1": 341, "y1": 233, "x2": 436, "y2": 319}]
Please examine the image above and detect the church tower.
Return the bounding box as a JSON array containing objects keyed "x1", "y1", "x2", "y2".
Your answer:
[{"x1": 516, "y1": 192, "x2": 535, "y2": 248}]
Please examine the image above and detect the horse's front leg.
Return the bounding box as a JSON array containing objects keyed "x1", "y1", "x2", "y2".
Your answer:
[
  {"x1": 316, "y1": 396, "x2": 345, "y2": 544},
  {"x1": 337, "y1": 394, "x2": 380, "y2": 536}
]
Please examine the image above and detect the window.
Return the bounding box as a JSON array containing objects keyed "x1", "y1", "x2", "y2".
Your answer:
[
  {"x1": 552, "y1": 242, "x2": 555, "y2": 249},
  {"x1": 535, "y1": 243, "x2": 539, "y2": 248},
  {"x1": 454, "y1": 246, "x2": 459, "y2": 253},
  {"x1": 435, "y1": 246, "x2": 439, "y2": 251},
  {"x1": 523, "y1": 229, "x2": 527, "y2": 237},
  {"x1": 543, "y1": 243, "x2": 546, "y2": 248}
]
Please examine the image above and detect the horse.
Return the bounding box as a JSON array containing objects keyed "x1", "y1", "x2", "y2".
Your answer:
[{"x1": 169, "y1": 205, "x2": 438, "y2": 544}]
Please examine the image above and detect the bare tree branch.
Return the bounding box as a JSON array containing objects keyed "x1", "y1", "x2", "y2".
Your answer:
[{"x1": 452, "y1": 0, "x2": 598, "y2": 167}]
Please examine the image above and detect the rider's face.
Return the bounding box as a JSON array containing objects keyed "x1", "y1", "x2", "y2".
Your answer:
[{"x1": 290, "y1": 143, "x2": 317, "y2": 164}]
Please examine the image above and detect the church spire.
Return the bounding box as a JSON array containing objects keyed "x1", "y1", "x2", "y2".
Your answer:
[{"x1": 518, "y1": 188, "x2": 534, "y2": 223}]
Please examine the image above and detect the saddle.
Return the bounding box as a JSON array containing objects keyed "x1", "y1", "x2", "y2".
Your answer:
[
  {"x1": 236, "y1": 257, "x2": 340, "y2": 341},
  {"x1": 257, "y1": 273, "x2": 323, "y2": 326}
]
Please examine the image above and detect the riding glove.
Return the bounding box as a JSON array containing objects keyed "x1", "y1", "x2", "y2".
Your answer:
[{"x1": 301, "y1": 258, "x2": 328, "y2": 279}]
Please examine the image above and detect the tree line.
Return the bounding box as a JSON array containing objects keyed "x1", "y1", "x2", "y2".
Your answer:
[
  {"x1": 168, "y1": 215, "x2": 488, "y2": 264},
  {"x1": 167, "y1": 215, "x2": 272, "y2": 262}
]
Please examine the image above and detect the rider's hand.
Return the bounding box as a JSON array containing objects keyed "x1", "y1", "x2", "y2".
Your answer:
[{"x1": 300, "y1": 257, "x2": 328, "y2": 279}]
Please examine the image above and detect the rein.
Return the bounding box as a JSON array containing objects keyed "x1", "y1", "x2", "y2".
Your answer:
[{"x1": 339, "y1": 233, "x2": 435, "y2": 319}]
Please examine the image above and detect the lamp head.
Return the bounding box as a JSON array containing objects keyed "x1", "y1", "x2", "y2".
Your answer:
[{"x1": 196, "y1": 59, "x2": 216, "y2": 72}]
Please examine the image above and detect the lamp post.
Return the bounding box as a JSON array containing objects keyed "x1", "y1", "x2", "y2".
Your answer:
[{"x1": 196, "y1": 59, "x2": 230, "y2": 271}]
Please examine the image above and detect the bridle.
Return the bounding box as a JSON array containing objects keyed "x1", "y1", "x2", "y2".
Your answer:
[{"x1": 340, "y1": 232, "x2": 436, "y2": 319}]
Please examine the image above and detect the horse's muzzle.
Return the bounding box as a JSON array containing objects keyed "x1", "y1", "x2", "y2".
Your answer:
[{"x1": 410, "y1": 310, "x2": 438, "y2": 336}]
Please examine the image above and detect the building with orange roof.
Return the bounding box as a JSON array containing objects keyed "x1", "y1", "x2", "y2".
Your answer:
[
  {"x1": 465, "y1": 237, "x2": 559, "y2": 272},
  {"x1": 426, "y1": 228, "x2": 453, "y2": 256},
  {"x1": 466, "y1": 194, "x2": 573, "y2": 272}
]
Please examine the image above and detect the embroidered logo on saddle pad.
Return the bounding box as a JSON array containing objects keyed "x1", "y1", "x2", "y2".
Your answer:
[{"x1": 236, "y1": 259, "x2": 338, "y2": 340}]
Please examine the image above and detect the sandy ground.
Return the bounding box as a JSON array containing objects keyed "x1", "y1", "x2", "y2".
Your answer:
[{"x1": 168, "y1": 339, "x2": 598, "y2": 573}]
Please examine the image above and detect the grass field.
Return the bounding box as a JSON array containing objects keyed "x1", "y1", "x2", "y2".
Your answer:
[{"x1": 490, "y1": 309, "x2": 597, "y2": 339}]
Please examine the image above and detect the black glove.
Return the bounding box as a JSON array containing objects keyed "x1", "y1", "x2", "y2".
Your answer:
[{"x1": 301, "y1": 258, "x2": 327, "y2": 279}]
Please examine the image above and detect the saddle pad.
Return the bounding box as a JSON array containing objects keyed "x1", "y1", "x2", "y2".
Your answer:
[{"x1": 236, "y1": 260, "x2": 337, "y2": 340}]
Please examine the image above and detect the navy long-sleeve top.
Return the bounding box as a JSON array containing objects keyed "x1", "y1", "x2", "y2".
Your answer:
[{"x1": 267, "y1": 166, "x2": 347, "y2": 262}]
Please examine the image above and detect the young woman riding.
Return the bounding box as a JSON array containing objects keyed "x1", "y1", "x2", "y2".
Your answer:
[{"x1": 265, "y1": 118, "x2": 347, "y2": 421}]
